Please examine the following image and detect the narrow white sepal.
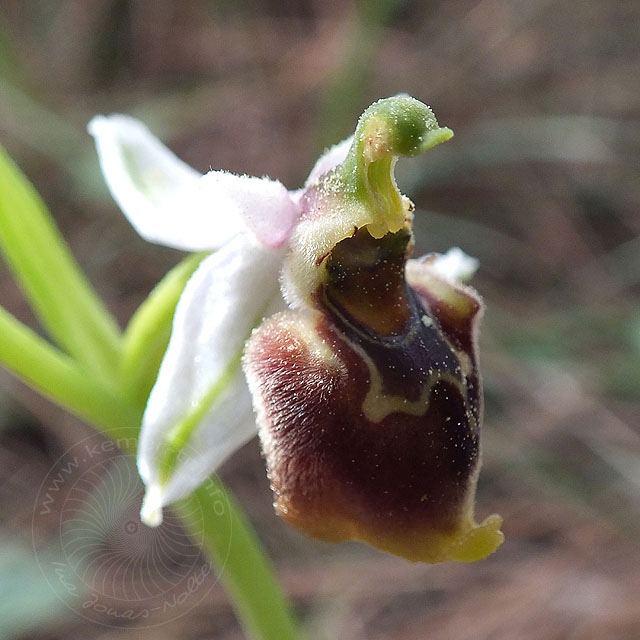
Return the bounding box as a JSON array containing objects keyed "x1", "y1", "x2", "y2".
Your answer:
[
  {"x1": 137, "y1": 234, "x2": 285, "y2": 508},
  {"x1": 88, "y1": 114, "x2": 245, "y2": 251},
  {"x1": 89, "y1": 114, "x2": 302, "y2": 252},
  {"x1": 427, "y1": 247, "x2": 479, "y2": 282},
  {"x1": 140, "y1": 484, "x2": 164, "y2": 528}
]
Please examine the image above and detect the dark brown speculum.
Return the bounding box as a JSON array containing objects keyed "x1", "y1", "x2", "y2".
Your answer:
[{"x1": 318, "y1": 225, "x2": 481, "y2": 525}]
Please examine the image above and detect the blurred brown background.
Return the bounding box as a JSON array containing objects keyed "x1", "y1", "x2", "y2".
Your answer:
[{"x1": 0, "y1": 1, "x2": 639, "y2": 638}]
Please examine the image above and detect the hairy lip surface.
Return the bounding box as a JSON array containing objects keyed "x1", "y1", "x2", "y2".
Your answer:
[{"x1": 244, "y1": 227, "x2": 496, "y2": 562}]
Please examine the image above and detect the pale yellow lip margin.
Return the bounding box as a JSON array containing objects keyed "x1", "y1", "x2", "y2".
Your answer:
[{"x1": 278, "y1": 493, "x2": 504, "y2": 564}]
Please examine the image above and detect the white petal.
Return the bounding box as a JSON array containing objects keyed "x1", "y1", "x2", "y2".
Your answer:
[
  {"x1": 200, "y1": 171, "x2": 299, "y2": 248},
  {"x1": 89, "y1": 114, "x2": 245, "y2": 251},
  {"x1": 137, "y1": 234, "x2": 285, "y2": 524},
  {"x1": 304, "y1": 136, "x2": 354, "y2": 186},
  {"x1": 421, "y1": 247, "x2": 479, "y2": 282}
]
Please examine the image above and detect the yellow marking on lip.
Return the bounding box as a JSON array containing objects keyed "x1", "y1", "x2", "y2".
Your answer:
[{"x1": 345, "y1": 338, "x2": 476, "y2": 426}]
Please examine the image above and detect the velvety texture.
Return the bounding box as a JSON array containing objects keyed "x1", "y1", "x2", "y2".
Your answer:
[{"x1": 246, "y1": 228, "x2": 503, "y2": 563}]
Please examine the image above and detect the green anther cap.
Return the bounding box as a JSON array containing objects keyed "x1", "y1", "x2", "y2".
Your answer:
[{"x1": 336, "y1": 94, "x2": 454, "y2": 238}]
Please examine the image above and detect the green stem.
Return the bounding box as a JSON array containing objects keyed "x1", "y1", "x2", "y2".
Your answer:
[
  {"x1": 0, "y1": 306, "x2": 139, "y2": 442},
  {"x1": 176, "y1": 484, "x2": 300, "y2": 640}
]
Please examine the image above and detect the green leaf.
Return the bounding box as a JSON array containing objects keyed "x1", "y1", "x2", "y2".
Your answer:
[
  {"x1": 0, "y1": 305, "x2": 140, "y2": 443},
  {"x1": 0, "y1": 144, "x2": 122, "y2": 385},
  {"x1": 120, "y1": 251, "x2": 207, "y2": 408}
]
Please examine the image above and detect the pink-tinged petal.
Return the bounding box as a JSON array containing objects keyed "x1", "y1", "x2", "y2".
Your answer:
[
  {"x1": 137, "y1": 235, "x2": 285, "y2": 525},
  {"x1": 304, "y1": 136, "x2": 354, "y2": 186},
  {"x1": 89, "y1": 114, "x2": 246, "y2": 250},
  {"x1": 200, "y1": 171, "x2": 299, "y2": 249}
]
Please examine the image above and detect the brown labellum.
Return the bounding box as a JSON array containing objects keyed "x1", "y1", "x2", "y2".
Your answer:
[{"x1": 245, "y1": 227, "x2": 503, "y2": 563}]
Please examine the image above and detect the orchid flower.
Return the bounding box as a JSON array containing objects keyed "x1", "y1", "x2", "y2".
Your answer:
[{"x1": 90, "y1": 95, "x2": 503, "y2": 563}]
